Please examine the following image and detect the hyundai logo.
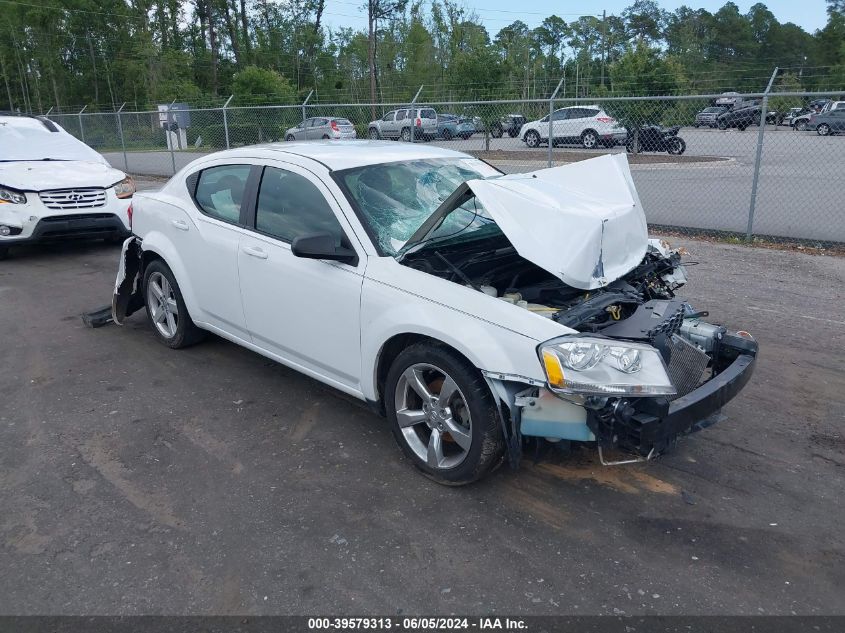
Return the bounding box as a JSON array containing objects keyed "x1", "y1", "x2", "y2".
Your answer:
[{"x1": 68, "y1": 193, "x2": 84, "y2": 201}]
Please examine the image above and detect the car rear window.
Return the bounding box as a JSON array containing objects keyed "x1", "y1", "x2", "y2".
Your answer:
[{"x1": 336, "y1": 119, "x2": 353, "y2": 126}]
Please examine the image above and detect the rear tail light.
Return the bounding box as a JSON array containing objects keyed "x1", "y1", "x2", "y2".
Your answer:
[
  {"x1": 596, "y1": 117, "x2": 613, "y2": 123},
  {"x1": 416, "y1": 118, "x2": 422, "y2": 127},
  {"x1": 330, "y1": 120, "x2": 339, "y2": 132},
  {"x1": 127, "y1": 204, "x2": 133, "y2": 229}
]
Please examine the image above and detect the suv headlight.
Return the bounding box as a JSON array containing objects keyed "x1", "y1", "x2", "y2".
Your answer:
[
  {"x1": 0, "y1": 186, "x2": 27, "y2": 205},
  {"x1": 113, "y1": 177, "x2": 135, "y2": 199},
  {"x1": 539, "y1": 336, "x2": 676, "y2": 397}
]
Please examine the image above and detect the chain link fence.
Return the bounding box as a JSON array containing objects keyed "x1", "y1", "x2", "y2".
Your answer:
[{"x1": 46, "y1": 90, "x2": 844, "y2": 245}]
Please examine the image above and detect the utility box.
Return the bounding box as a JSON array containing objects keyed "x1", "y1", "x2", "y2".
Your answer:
[{"x1": 158, "y1": 103, "x2": 191, "y2": 150}]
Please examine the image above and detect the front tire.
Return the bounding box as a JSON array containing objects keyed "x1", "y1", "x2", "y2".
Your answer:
[
  {"x1": 491, "y1": 124, "x2": 503, "y2": 138},
  {"x1": 795, "y1": 120, "x2": 808, "y2": 131},
  {"x1": 285, "y1": 134, "x2": 295, "y2": 141},
  {"x1": 817, "y1": 123, "x2": 831, "y2": 136},
  {"x1": 368, "y1": 128, "x2": 380, "y2": 140},
  {"x1": 385, "y1": 343, "x2": 504, "y2": 485},
  {"x1": 143, "y1": 260, "x2": 205, "y2": 349},
  {"x1": 524, "y1": 130, "x2": 540, "y2": 148}
]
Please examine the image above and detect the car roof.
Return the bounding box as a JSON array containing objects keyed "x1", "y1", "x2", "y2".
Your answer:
[
  {"x1": 0, "y1": 114, "x2": 60, "y2": 132},
  {"x1": 214, "y1": 140, "x2": 471, "y2": 171}
]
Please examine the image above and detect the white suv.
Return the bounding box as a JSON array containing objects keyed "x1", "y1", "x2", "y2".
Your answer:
[
  {"x1": 0, "y1": 113, "x2": 133, "y2": 259},
  {"x1": 520, "y1": 106, "x2": 627, "y2": 149}
]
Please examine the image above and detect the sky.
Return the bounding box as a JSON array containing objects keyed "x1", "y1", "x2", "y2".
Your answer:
[{"x1": 318, "y1": 0, "x2": 832, "y2": 37}]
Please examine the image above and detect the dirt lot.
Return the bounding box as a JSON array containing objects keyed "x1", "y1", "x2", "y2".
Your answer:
[{"x1": 0, "y1": 237, "x2": 843, "y2": 615}]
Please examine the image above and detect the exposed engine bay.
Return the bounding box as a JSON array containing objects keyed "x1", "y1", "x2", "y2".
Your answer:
[{"x1": 402, "y1": 234, "x2": 690, "y2": 335}]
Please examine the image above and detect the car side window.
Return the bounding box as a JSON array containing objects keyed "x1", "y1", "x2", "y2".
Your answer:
[
  {"x1": 256, "y1": 167, "x2": 345, "y2": 245},
  {"x1": 583, "y1": 109, "x2": 600, "y2": 118},
  {"x1": 396, "y1": 109, "x2": 408, "y2": 121},
  {"x1": 194, "y1": 165, "x2": 251, "y2": 224},
  {"x1": 552, "y1": 109, "x2": 569, "y2": 121},
  {"x1": 382, "y1": 112, "x2": 395, "y2": 122}
]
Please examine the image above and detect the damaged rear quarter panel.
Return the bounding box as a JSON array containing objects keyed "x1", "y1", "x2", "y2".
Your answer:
[{"x1": 359, "y1": 256, "x2": 574, "y2": 402}]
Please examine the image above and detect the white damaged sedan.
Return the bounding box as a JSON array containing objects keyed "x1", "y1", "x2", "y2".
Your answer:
[{"x1": 112, "y1": 141, "x2": 757, "y2": 484}]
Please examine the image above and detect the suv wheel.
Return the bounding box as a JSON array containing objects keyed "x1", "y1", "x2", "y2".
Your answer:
[
  {"x1": 491, "y1": 124, "x2": 504, "y2": 138},
  {"x1": 385, "y1": 343, "x2": 504, "y2": 485},
  {"x1": 285, "y1": 134, "x2": 295, "y2": 141},
  {"x1": 581, "y1": 129, "x2": 598, "y2": 149},
  {"x1": 400, "y1": 127, "x2": 412, "y2": 142},
  {"x1": 143, "y1": 260, "x2": 205, "y2": 349},
  {"x1": 795, "y1": 120, "x2": 807, "y2": 131},
  {"x1": 524, "y1": 130, "x2": 540, "y2": 148},
  {"x1": 817, "y1": 123, "x2": 831, "y2": 136},
  {"x1": 368, "y1": 128, "x2": 380, "y2": 140}
]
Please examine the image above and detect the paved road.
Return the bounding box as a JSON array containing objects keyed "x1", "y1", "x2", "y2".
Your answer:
[
  {"x1": 104, "y1": 126, "x2": 845, "y2": 243},
  {"x1": 1, "y1": 237, "x2": 844, "y2": 615}
]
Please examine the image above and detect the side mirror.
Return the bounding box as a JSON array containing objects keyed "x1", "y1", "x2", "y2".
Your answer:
[{"x1": 291, "y1": 232, "x2": 358, "y2": 266}]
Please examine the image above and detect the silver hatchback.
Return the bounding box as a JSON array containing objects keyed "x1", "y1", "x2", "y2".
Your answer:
[{"x1": 284, "y1": 117, "x2": 357, "y2": 141}]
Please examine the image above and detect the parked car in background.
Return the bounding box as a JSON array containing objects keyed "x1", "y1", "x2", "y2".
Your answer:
[
  {"x1": 694, "y1": 106, "x2": 729, "y2": 127},
  {"x1": 713, "y1": 91, "x2": 742, "y2": 108},
  {"x1": 367, "y1": 107, "x2": 438, "y2": 141},
  {"x1": 765, "y1": 109, "x2": 781, "y2": 125},
  {"x1": 807, "y1": 102, "x2": 845, "y2": 135},
  {"x1": 490, "y1": 114, "x2": 527, "y2": 138},
  {"x1": 780, "y1": 107, "x2": 805, "y2": 126},
  {"x1": 437, "y1": 114, "x2": 476, "y2": 140},
  {"x1": 716, "y1": 103, "x2": 761, "y2": 131},
  {"x1": 112, "y1": 142, "x2": 757, "y2": 485},
  {"x1": 794, "y1": 100, "x2": 835, "y2": 130},
  {"x1": 284, "y1": 117, "x2": 357, "y2": 141},
  {"x1": 520, "y1": 106, "x2": 626, "y2": 149},
  {"x1": 0, "y1": 112, "x2": 133, "y2": 260}
]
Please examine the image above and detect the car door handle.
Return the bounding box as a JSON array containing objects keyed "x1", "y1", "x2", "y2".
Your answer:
[
  {"x1": 171, "y1": 219, "x2": 189, "y2": 231},
  {"x1": 242, "y1": 245, "x2": 268, "y2": 260}
]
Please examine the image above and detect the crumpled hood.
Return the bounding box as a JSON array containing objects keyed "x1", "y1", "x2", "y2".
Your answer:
[
  {"x1": 0, "y1": 160, "x2": 125, "y2": 192},
  {"x1": 466, "y1": 154, "x2": 648, "y2": 290}
]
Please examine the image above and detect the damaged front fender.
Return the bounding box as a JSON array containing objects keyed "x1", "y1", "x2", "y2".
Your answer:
[{"x1": 112, "y1": 236, "x2": 145, "y2": 324}]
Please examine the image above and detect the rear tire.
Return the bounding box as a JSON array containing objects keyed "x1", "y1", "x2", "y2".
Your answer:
[
  {"x1": 285, "y1": 134, "x2": 295, "y2": 141},
  {"x1": 441, "y1": 129, "x2": 453, "y2": 141},
  {"x1": 508, "y1": 129, "x2": 519, "y2": 138},
  {"x1": 581, "y1": 129, "x2": 598, "y2": 149},
  {"x1": 322, "y1": 134, "x2": 330, "y2": 139},
  {"x1": 817, "y1": 123, "x2": 831, "y2": 136},
  {"x1": 795, "y1": 120, "x2": 807, "y2": 131},
  {"x1": 491, "y1": 124, "x2": 503, "y2": 138},
  {"x1": 385, "y1": 343, "x2": 504, "y2": 485},
  {"x1": 143, "y1": 260, "x2": 205, "y2": 349},
  {"x1": 667, "y1": 137, "x2": 686, "y2": 155}
]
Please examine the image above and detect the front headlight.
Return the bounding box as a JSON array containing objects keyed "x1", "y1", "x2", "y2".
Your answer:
[
  {"x1": 539, "y1": 336, "x2": 676, "y2": 397},
  {"x1": 113, "y1": 177, "x2": 135, "y2": 199},
  {"x1": 0, "y1": 186, "x2": 27, "y2": 205}
]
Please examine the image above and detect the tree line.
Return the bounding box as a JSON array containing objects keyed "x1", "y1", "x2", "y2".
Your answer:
[{"x1": 0, "y1": 0, "x2": 843, "y2": 113}]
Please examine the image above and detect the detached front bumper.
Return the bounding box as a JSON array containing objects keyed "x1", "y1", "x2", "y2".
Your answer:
[{"x1": 586, "y1": 332, "x2": 758, "y2": 456}]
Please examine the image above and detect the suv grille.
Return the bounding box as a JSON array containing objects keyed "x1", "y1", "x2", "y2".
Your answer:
[{"x1": 40, "y1": 188, "x2": 107, "y2": 210}]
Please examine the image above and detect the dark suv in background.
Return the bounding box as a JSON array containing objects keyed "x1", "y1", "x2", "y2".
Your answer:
[
  {"x1": 694, "y1": 106, "x2": 729, "y2": 127},
  {"x1": 716, "y1": 102, "x2": 761, "y2": 131},
  {"x1": 490, "y1": 114, "x2": 527, "y2": 138}
]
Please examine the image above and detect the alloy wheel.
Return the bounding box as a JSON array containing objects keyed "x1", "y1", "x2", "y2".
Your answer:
[
  {"x1": 394, "y1": 363, "x2": 473, "y2": 470},
  {"x1": 582, "y1": 131, "x2": 598, "y2": 148},
  {"x1": 146, "y1": 271, "x2": 179, "y2": 339}
]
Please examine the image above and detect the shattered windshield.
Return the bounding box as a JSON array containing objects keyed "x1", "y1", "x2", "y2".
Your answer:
[{"x1": 338, "y1": 157, "x2": 502, "y2": 255}]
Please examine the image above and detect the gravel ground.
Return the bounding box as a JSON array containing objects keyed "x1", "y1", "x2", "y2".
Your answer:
[{"x1": 0, "y1": 236, "x2": 843, "y2": 615}]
